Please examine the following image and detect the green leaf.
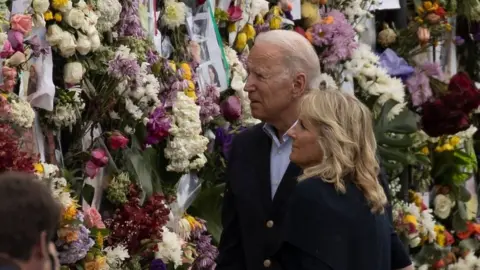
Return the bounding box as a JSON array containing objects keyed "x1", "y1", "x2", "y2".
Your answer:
[
  {"x1": 458, "y1": 186, "x2": 472, "y2": 202},
  {"x1": 189, "y1": 183, "x2": 226, "y2": 243},
  {"x1": 459, "y1": 238, "x2": 480, "y2": 251},
  {"x1": 75, "y1": 265, "x2": 84, "y2": 270},
  {"x1": 457, "y1": 201, "x2": 468, "y2": 219},
  {"x1": 125, "y1": 148, "x2": 154, "y2": 204},
  {"x1": 90, "y1": 228, "x2": 111, "y2": 236},
  {"x1": 82, "y1": 184, "x2": 95, "y2": 205},
  {"x1": 452, "y1": 210, "x2": 468, "y2": 231}
]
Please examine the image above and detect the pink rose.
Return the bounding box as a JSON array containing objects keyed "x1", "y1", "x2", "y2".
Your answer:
[
  {"x1": 7, "y1": 30, "x2": 24, "y2": 52},
  {"x1": 221, "y1": 96, "x2": 242, "y2": 121},
  {"x1": 85, "y1": 160, "x2": 99, "y2": 178},
  {"x1": 91, "y1": 148, "x2": 108, "y2": 167},
  {"x1": 2, "y1": 66, "x2": 17, "y2": 79},
  {"x1": 108, "y1": 132, "x2": 129, "y2": 150},
  {"x1": 84, "y1": 207, "x2": 106, "y2": 229},
  {"x1": 3, "y1": 79, "x2": 15, "y2": 92},
  {"x1": 0, "y1": 40, "x2": 14, "y2": 58},
  {"x1": 11, "y1": 14, "x2": 32, "y2": 34}
]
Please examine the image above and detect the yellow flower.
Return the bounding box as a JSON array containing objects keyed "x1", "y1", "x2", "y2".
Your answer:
[
  {"x1": 423, "y1": 1, "x2": 433, "y2": 10},
  {"x1": 404, "y1": 215, "x2": 417, "y2": 227},
  {"x1": 63, "y1": 204, "x2": 77, "y2": 221},
  {"x1": 435, "y1": 145, "x2": 444, "y2": 152},
  {"x1": 34, "y1": 163, "x2": 44, "y2": 174},
  {"x1": 437, "y1": 233, "x2": 446, "y2": 247},
  {"x1": 0, "y1": 93, "x2": 8, "y2": 99},
  {"x1": 168, "y1": 61, "x2": 177, "y2": 72},
  {"x1": 272, "y1": 6, "x2": 281, "y2": 16},
  {"x1": 244, "y1": 24, "x2": 256, "y2": 40},
  {"x1": 185, "y1": 215, "x2": 202, "y2": 229},
  {"x1": 415, "y1": 17, "x2": 424, "y2": 24},
  {"x1": 52, "y1": 0, "x2": 69, "y2": 10},
  {"x1": 54, "y1": 13, "x2": 62, "y2": 22},
  {"x1": 96, "y1": 231, "x2": 103, "y2": 249},
  {"x1": 445, "y1": 23, "x2": 452, "y2": 31},
  {"x1": 434, "y1": 224, "x2": 445, "y2": 232},
  {"x1": 449, "y1": 136, "x2": 460, "y2": 146},
  {"x1": 421, "y1": 146, "x2": 429, "y2": 155},
  {"x1": 44, "y1": 10, "x2": 53, "y2": 21},
  {"x1": 185, "y1": 90, "x2": 197, "y2": 100},
  {"x1": 95, "y1": 256, "x2": 107, "y2": 270},
  {"x1": 443, "y1": 144, "x2": 454, "y2": 151},
  {"x1": 186, "y1": 80, "x2": 195, "y2": 91},
  {"x1": 84, "y1": 261, "x2": 96, "y2": 270},
  {"x1": 235, "y1": 32, "x2": 247, "y2": 51},
  {"x1": 255, "y1": 15, "x2": 264, "y2": 25},
  {"x1": 417, "y1": 6, "x2": 425, "y2": 14},
  {"x1": 269, "y1": 16, "x2": 282, "y2": 30},
  {"x1": 227, "y1": 23, "x2": 236, "y2": 33},
  {"x1": 180, "y1": 63, "x2": 192, "y2": 80}
]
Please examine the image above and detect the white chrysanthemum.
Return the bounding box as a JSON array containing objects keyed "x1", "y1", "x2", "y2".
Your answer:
[
  {"x1": 95, "y1": 0, "x2": 122, "y2": 33},
  {"x1": 10, "y1": 99, "x2": 35, "y2": 128},
  {"x1": 164, "y1": 92, "x2": 209, "y2": 172},
  {"x1": 317, "y1": 73, "x2": 338, "y2": 91},
  {"x1": 41, "y1": 163, "x2": 60, "y2": 178},
  {"x1": 127, "y1": 62, "x2": 160, "y2": 114},
  {"x1": 448, "y1": 252, "x2": 480, "y2": 270},
  {"x1": 155, "y1": 227, "x2": 184, "y2": 268},
  {"x1": 104, "y1": 245, "x2": 130, "y2": 268},
  {"x1": 162, "y1": 0, "x2": 186, "y2": 29}
]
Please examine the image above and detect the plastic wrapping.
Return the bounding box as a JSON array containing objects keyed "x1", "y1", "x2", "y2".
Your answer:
[{"x1": 175, "y1": 173, "x2": 203, "y2": 213}]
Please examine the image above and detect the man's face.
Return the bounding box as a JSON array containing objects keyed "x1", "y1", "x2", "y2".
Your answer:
[{"x1": 245, "y1": 43, "x2": 300, "y2": 123}]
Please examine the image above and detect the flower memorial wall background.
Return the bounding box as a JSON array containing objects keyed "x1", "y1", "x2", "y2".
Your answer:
[{"x1": 0, "y1": 0, "x2": 480, "y2": 269}]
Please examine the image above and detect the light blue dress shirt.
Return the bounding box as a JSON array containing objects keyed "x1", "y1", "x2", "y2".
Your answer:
[{"x1": 262, "y1": 122, "x2": 297, "y2": 199}]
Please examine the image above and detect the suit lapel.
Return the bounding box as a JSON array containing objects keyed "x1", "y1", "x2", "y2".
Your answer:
[{"x1": 255, "y1": 127, "x2": 273, "y2": 212}]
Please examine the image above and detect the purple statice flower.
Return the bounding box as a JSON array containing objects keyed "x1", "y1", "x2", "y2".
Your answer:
[
  {"x1": 420, "y1": 62, "x2": 444, "y2": 80},
  {"x1": 197, "y1": 84, "x2": 220, "y2": 124},
  {"x1": 146, "y1": 49, "x2": 160, "y2": 66},
  {"x1": 116, "y1": 0, "x2": 145, "y2": 38},
  {"x1": 190, "y1": 219, "x2": 218, "y2": 270},
  {"x1": 405, "y1": 69, "x2": 432, "y2": 107},
  {"x1": 56, "y1": 224, "x2": 95, "y2": 265},
  {"x1": 146, "y1": 105, "x2": 171, "y2": 145},
  {"x1": 108, "y1": 56, "x2": 141, "y2": 79},
  {"x1": 310, "y1": 9, "x2": 357, "y2": 70},
  {"x1": 161, "y1": 79, "x2": 188, "y2": 107},
  {"x1": 150, "y1": 259, "x2": 167, "y2": 270}
]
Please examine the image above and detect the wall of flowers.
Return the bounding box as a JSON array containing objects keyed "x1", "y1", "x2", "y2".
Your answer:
[{"x1": 2, "y1": 0, "x2": 480, "y2": 268}]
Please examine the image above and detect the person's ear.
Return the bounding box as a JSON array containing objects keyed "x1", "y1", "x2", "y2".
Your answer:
[
  {"x1": 292, "y1": 73, "x2": 306, "y2": 98},
  {"x1": 32, "y1": 231, "x2": 49, "y2": 260}
]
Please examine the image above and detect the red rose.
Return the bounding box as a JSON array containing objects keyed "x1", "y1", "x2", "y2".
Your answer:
[
  {"x1": 109, "y1": 132, "x2": 129, "y2": 150},
  {"x1": 421, "y1": 99, "x2": 471, "y2": 137},
  {"x1": 445, "y1": 72, "x2": 480, "y2": 113},
  {"x1": 434, "y1": 7, "x2": 446, "y2": 17},
  {"x1": 444, "y1": 231, "x2": 455, "y2": 246}
]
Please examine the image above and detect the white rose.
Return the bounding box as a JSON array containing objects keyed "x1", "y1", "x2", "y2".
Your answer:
[
  {"x1": 76, "y1": 0, "x2": 87, "y2": 9},
  {"x1": 46, "y1": 24, "x2": 64, "y2": 46},
  {"x1": 58, "y1": 32, "x2": 77, "y2": 57},
  {"x1": 82, "y1": 24, "x2": 97, "y2": 36},
  {"x1": 32, "y1": 0, "x2": 49, "y2": 13},
  {"x1": 64, "y1": 62, "x2": 85, "y2": 84},
  {"x1": 64, "y1": 8, "x2": 85, "y2": 29},
  {"x1": 57, "y1": 0, "x2": 72, "y2": 12},
  {"x1": 84, "y1": 9, "x2": 98, "y2": 25},
  {"x1": 434, "y1": 194, "x2": 454, "y2": 219},
  {"x1": 76, "y1": 33, "x2": 91, "y2": 55},
  {"x1": 89, "y1": 34, "x2": 101, "y2": 51}
]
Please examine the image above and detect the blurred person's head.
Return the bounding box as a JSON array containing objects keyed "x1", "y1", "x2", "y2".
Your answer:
[
  {"x1": 245, "y1": 30, "x2": 321, "y2": 135},
  {"x1": 287, "y1": 90, "x2": 387, "y2": 214},
  {"x1": 0, "y1": 172, "x2": 61, "y2": 270}
]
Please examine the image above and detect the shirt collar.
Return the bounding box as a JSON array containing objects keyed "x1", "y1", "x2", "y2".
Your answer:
[{"x1": 262, "y1": 121, "x2": 298, "y2": 144}]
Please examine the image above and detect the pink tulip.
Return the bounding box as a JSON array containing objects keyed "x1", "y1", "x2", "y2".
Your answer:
[
  {"x1": 85, "y1": 160, "x2": 100, "y2": 179},
  {"x1": 221, "y1": 96, "x2": 242, "y2": 121},
  {"x1": 90, "y1": 148, "x2": 108, "y2": 167}
]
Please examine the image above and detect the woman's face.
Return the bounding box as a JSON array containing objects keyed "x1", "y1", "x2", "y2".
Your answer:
[{"x1": 287, "y1": 118, "x2": 324, "y2": 168}]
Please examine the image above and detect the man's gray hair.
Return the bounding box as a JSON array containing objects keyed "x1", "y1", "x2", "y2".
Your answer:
[{"x1": 255, "y1": 30, "x2": 322, "y2": 89}]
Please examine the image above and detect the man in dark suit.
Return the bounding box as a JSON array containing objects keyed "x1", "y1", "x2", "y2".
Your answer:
[{"x1": 216, "y1": 30, "x2": 412, "y2": 270}]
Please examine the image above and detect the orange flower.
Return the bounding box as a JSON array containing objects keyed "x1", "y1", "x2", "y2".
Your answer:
[{"x1": 322, "y1": 15, "x2": 334, "y2": 24}]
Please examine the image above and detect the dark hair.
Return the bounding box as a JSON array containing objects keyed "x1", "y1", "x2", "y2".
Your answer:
[
  {"x1": 208, "y1": 65, "x2": 220, "y2": 87},
  {"x1": 0, "y1": 172, "x2": 61, "y2": 261}
]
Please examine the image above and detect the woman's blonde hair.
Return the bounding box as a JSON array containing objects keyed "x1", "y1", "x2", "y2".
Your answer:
[{"x1": 298, "y1": 90, "x2": 388, "y2": 214}]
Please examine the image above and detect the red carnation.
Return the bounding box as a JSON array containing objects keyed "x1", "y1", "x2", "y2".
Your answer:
[
  {"x1": 434, "y1": 7, "x2": 446, "y2": 17},
  {"x1": 421, "y1": 99, "x2": 470, "y2": 137},
  {"x1": 445, "y1": 72, "x2": 480, "y2": 113}
]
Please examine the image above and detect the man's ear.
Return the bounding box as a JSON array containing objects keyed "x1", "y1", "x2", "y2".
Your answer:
[
  {"x1": 32, "y1": 231, "x2": 48, "y2": 260},
  {"x1": 292, "y1": 73, "x2": 307, "y2": 98}
]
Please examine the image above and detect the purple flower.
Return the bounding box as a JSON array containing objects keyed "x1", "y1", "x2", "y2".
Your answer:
[
  {"x1": 215, "y1": 126, "x2": 246, "y2": 158},
  {"x1": 146, "y1": 49, "x2": 159, "y2": 66},
  {"x1": 309, "y1": 10, "x2": 357, "y2": 70},
  {"x1": 455, "y1": 36, "x2": 465, "y2": 46},
  {"x1": 146, "y1": 105, "x2": 171, "y2": 145},
  {"x1": 406, "y1": 69, "x2": 432, "y2": 107},
  {"x1": 190, "y1": 219, "x2": 218, "y2": 270},
  {"x1": 7, "y1": 30, "x2": 24, "y2": 52},
  {"x1": 220, "y1": 96, "x2": 241, "y2": 122},
  {"x1": 378, "y1": 49, "x2": 414, "y2": 80},
  {"x1": 24, "y1": 35, "x2": 45, "y2": 57},
  {"x1": 197, "y1": 84, "x2": 221, "y2": 123},
  {"x1": 116, "y1": 0, "x2": 145, "y2": 38},
  {"x1": 108, "y1": 56, "x2": 141, "y2": 79},
  {"x1": 55, "y1": 224, "x2": 94, "y2": 265},
  {"x1": 150, "y1": 259, "x2": 167, "y2": 270},
  {"x1": 420, "y1": 62, "x2": 444, "y2": 79}
]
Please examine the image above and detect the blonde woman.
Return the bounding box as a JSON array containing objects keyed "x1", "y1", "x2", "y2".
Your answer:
[{"x1": 278, "y1": 91, "x2": 413, "y2": 270}]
